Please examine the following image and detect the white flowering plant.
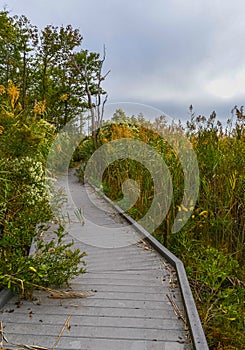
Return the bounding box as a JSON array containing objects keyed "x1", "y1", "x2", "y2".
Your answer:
[
  {"x1": 0, "y1": 157, "x2": 52, "y2": 226},
  {"x1": 0, "y1": 156, "x2": 86, "y2": 297}
]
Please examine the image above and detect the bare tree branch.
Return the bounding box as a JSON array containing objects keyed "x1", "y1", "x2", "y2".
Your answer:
[{"x1": 71, "y1": 47, "x2": 110, "y2": 147}]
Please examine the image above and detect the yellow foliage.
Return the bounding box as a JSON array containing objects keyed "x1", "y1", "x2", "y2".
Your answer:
[
  {"x1": 0, "y1": 125, "x2": 4, "y2": 134},
  {"x1": 60, "y1": 93, "x2": 69, "y2": 101},
  {"x1": 29, "y1": 266, "x2": 37, "y2": 273},
  {"x1": 111, "y1": 124, "x2": 133, "y2": 140},
  {"x1": 177, "y1": 204, "x2": 191, "y2": 212},
  {"x1": 7, "y1": 80, "x2": 20, "y2": 108},
  {"x1": 138, "y1": 128, "x2": 150, "y2": 142},
  {"x1": 181, "y1": 204, "x2": 189, "y2": 212},
  {"x1": 33, "y1": 99, "x2": 46, "y2": 115},
  {"x1": 6, "y1": 111, "x2": 15, "y2": 118},
  {"x1": 39, "y1": 118, "x2": 55, "y2": 129},
  {"x1": 199, "y1": 210, "x2": 208, "y2": 217},
  {"x1": 229, "y1": 173, "x2": 237, "y2": 191},
  {"x1": 220, "y1": 304, "x2": 228, "y2": 314}
]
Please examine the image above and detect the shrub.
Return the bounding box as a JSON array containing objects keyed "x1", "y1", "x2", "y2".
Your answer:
[
  {"x1": 0, "y1": 224, "x2": 86, "y2": 298},
  {"x1": 0, "y1": 156, "x2": 87, "y2": 297}
]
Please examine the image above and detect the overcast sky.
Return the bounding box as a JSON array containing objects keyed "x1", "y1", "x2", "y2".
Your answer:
[{"x1": 3, "y1": 0, "x2": 245, "y2": 122}]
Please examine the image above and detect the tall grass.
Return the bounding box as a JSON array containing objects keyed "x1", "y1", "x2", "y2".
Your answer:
[
  {"x1": 75, "y1": 110, "x2": 245, "y2": 349},
  {"x1": 185, "y1": 110, "x2": 245, "y2": 262}
]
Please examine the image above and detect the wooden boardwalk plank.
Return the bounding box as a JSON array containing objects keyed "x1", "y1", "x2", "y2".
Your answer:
[
  {"x1": 3, "y1": 304, "x2": 180, "y2": 319},
  {"x1": 3, "y1": 314, "x2": 183, "y2": 329},
  {"x1": 0, "y1": 334, "x2": 192, "y2": 350}
]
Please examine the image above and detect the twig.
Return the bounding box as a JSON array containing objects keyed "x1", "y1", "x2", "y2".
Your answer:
[
  {"x1": 52, "y1": 315, "x2": 71, "y2": 350},
  {"x1": 160, "y1": 261, "x2": 177, "y2": 288},
  {"x1": 17, "y1": 345, "x2": 49, "y2": 350},
  {"x1": 48, "y1": 290, "x2": 92, "y2": 299},
  {"x1": 30, "y1": 284, "x2": 93, "y2": 299},
  {"x1": 167, "y1": 293, "x2": 187, "y2": 327},
  {"x1": 228, "y1": 276, "x2": 245, "y2": 288},
  {"x1": 133, "y1": 239, "x2": 153, "y2": 251},
  {"x1": 0, "y1": 321, "x2": 8, "y2": 346}
]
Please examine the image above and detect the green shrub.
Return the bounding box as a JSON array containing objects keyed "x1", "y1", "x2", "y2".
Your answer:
[
  {"x1": 0, "y1": 156, "x2": 86, "y2": 297},
  {"x1": 0, "y1": 224, "x2": 86, "y2": 297}
]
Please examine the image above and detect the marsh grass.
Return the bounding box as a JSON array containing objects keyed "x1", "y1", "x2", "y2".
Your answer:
[{"x1": 75, "y1": 109, "x2": 244, "y2": 349}]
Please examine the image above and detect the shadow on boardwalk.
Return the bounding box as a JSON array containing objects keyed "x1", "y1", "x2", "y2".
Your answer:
[{"x1": 0, "y1": 170, "x2": 193, "y2": 350}]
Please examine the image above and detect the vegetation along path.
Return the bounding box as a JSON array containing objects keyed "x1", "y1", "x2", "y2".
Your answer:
[{"x1": 0, "y1": 170, "x2": 204, "y2": 350}]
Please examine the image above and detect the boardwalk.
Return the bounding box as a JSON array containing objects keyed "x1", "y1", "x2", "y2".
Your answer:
[{"x1": 0, "y1": 171, "x2": 196, "y2": 349}]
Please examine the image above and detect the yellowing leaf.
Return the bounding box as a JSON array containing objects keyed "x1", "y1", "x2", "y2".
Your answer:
[
  {"x1": 33, "y1": 99, "x2": 46, "y2": 115},
  {"x1": 29, "y1": 266, "x2": 37, "y2": 273},
  {"x1": 60, "y1": 93, "x2": 69, "y2": 101},
  {"x1": 7, "y1": 80, "x2": 20, "y2": 108},
  {"x1": 181, "y1": 204, "x2": 189, "y2": 212},
  {"x1": 199, "y1": 210, "x2": 208, "y2": 217}
]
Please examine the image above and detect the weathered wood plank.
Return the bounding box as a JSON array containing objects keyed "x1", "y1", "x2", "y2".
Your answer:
[
  {"x1": 3, "y1": 304, "x2": 180, "y2": 319},
  {"x1": 0, "y1": 334, "x2": 192, "y2": 350},
  {"x1": 5, "y1": 323, "x2": 188, "y2": 341},
  {"x1": 3, "y1": 314, "x2": 184, "y2": 329}
]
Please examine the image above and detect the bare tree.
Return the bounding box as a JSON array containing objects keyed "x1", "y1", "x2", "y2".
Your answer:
[{"x1": 71, "y1": 46, "x2": 110, "y2": 147}]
